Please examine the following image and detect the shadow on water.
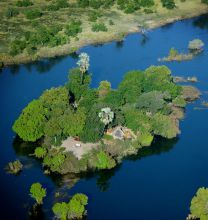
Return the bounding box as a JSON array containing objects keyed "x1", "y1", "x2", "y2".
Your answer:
[
  {"x1": 79, "y1": 137, "x2": 178, "y2": 192},
  {"x1": 13, "y1": 136, "x2": 178, "y2": 193},
  {"x1": 6, "y1": 53, "x2": 79, "y2": 75},
  {"x1": 127, "y1": 136, "x2": 178, "y2": 161},
  {"x1": 28, "y1": 204, "x2": 44, "y2": 220},
  {"x1": 193, "y1": 14, "x2": 208, "y2": 30}
]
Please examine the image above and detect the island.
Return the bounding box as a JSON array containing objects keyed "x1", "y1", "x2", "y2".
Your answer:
[
  {"x1": 12, "y1": 53, "x2": 200, "y2": 175},
  {"x1": 0, "y1": 0, "x2": 208, "y2": 66}
]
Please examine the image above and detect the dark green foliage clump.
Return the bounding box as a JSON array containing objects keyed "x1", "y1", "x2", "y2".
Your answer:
[
  {"x1": 16, "y1": 0, "x2": 33, "y2": 7},
  {"x1": 9, "y1": 40, "x2": 27, "y2": 56},
  {"x1": 161, "y1": 0, "x2": 176, "y2": 9},
  {"x1": 202, "y1": 0, "x2": 208, "y2": 4},
  {"x1": 117, "y1": 0, "x2": 154, "y2": 13},
  {"x1": 5, "y1": 7, "x2": 19, "y2": 18},
  {"x1": 65, "y1": 20, "x2": 82, "y2": 37},
  {"x1": 24, "y1": 9, "x2": 42, "y2": 19}
]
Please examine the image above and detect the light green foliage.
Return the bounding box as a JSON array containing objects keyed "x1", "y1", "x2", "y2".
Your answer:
[
  {"x1": 68, "y1": 193, "x2": 88, "y2": 219},
  {"x1": 172, "y1": 96, "x2": 186, "y2": 107},
  {"x1": 30, "y1": 183, "x2": 46, "y2": 205},
  {"x1": 95, "y1": 151, "x2": 116, "y2": 170},
  {"x1": 145, "y1": 65, "x2": 171, "y2": 75},
  {"x1": 52, "y1": 202, "x2": 69, "y2": 220},
  {"x1": 12, "y1": 100, "x2": 46, "y2": 142},
  {"x1": 52, "y1": 193, "x2": 88, "y2": 220},
  {"x1": 190, "y1": 187, "x2": 208, "y2": 220},
  {"x1": 144, "y1": 65, "x2": 181, "y2": 98},
  {"x1": 124, "y1": 108, "x2": 151, "y2": 133},
  {"x1": 43, "y1": 153, "x2": 66, "y2": 172},
  {"x1": 118, "y1": 70, "x2": 144, "y2": 103},
  {"x1": 98, "y1": 80, "x2": 111, "y2": 98},
  {"x1": 138, "y1": 132, "x2": 154, "y2": 146},
  {"x1": 152, "y1": 113, "x2": 179, "y2": 138},
  {"x1": 137, "y1": 91, "x2": 168, "y2": 114},
  {"x1": 34, "y1": 147, "x2": 47, "y2": 159},
  {"x1": 169, "y1": 47, "x2": 178, "y2": 58}
]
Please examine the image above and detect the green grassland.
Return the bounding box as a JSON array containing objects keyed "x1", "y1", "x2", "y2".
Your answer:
[{"x1": 0, "y1": 0, "x2": 207, "y2": 66}]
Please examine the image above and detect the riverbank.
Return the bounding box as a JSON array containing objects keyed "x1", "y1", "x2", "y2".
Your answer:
[{"x1": 0, "y1": 0, "x2": 208, "y2": 67}]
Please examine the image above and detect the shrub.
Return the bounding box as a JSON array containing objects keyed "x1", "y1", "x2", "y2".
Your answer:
[
  {"x1": 24, "y1": 9, "x2": 42, "y2": 19},
  {"x1": 138, "y1": 132, "x2": 154, "y2": 146},
  {"x1": 161, "y1": 0, "x2": 176, "y2": 9},
  {"x1": 34, "y1": 147, "x2": 47, "y2": 159},
  {"x1": 68, "y1": 194, "x2": 88, "y2": 219},
  {"x1": 172, "y1": 96, "x2": 186, "y2": 107},
  {"x1": 16, "y1": 0, "x2": 33, "y2": 7},
  {"x1": 152, "y1": 113, "x2": 180, "y2": 138},
  {"x1": 98, "y1": 81, "x2": 111, "y2": 98},
  {"x1": 9, "y1": 40, "x2": 26, "y2": 56},
  {"x1": 30, "y1": 183, "x2": 46, "y2": 205},
  {"x1": 43, "y1": 153, "x2": 66, "y2": 172},
  {"x1": 92, "y1": 23, "x2": 108, "y2": 32},
  {"x1": 5, "y1": 7, "x2": 19, "y2": 18},
  {"x1": 95, "y1": 151, "x2": 116, "y2": 170},
  {"x1": 52, "y1": 193, "x2": 88, "y2": 220},
  {"x1": 47, "y1": 0, "x2": 69, "y2": 11},
  {"x1": 65, "y1": 20, "x2": 82, "y2": 37},
  {"x1": 190, "y1": 187, "x2": 208, "y2": 219}
]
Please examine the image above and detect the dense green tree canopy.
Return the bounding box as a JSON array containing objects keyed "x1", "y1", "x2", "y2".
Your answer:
[{"x1": 12, "y1": 100, "x2": 46, "y2": 142}]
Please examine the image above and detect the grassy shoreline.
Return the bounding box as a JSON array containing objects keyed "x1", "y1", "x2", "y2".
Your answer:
[{"x1": 0, "y1": 1, "x2": 208, "y2": 67}]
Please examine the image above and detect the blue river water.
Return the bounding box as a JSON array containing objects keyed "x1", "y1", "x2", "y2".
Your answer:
[{"x1": 1, "y1": 15, "x2": 208, "y2": 220}]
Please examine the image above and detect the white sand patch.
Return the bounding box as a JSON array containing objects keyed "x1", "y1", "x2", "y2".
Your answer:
[{"x1": 61, "y1": 137, "x2": 99, "y2": 160}]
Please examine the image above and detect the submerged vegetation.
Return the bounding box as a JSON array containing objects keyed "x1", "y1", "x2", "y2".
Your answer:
[
  {"x1": 0, "y1": 0, "x2": 207, "y2": 65},
  {"x1": 11, "y1": 53, "x2": 200, "y2": 175},
  {"x1": 6, "y1": 159, "x2": 23, "y2": 174}
]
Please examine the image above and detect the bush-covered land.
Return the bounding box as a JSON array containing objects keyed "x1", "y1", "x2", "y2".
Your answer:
[
  {"x1": 0, "y1": 0, "x2": 207, "y2": 65},
  {"x1": 12, "y1": 54, "x2": 199, "y2": 175},
  {"x1": 159, "y1": 39, "x2": 205, "y2": 62}
]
